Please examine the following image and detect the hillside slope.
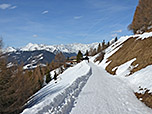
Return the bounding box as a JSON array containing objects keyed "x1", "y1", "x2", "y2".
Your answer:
[
  {"x1": 97, "y1": 32, "x2": 152, "y2": 108},
  {"x1": 105, "y1": 32, "x2": 152, "y2": 75}
]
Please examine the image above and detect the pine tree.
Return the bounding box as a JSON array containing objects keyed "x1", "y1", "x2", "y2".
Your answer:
[
  {"x1": 115, "y1": 37, "x2": 118, "y2": 42},
  {"x1": 97, "y1": 43, "x2": 102, "y2": 53},
  {"x1": 54, "y1": 71, "x2": 57, "y2": 80},
  {"x1": 107, "y1": 41, "x2": 110, "y2": 48},
  {"x1": 76, "y1": 50, "x2": 83, "y2": 62},
  {"x1": 45, "y1": 71, "x2": 51, "y2": 83},
  {"x1": 85, "y1": 50, "x2": 89, "y2": 56},
  {"x1": 102, "y1": 40, "x2": 106, "y2": 50}
]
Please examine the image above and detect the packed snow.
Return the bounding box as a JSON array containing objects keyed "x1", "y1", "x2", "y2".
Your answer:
[
  {"x1": 70, "y1": 62, "x2": 152, "y2": 114},
  {"x1": 22, "y1": 60, "x2": 152, "y2": 114}
]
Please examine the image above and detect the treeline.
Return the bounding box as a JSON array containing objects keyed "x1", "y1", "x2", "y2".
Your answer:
[
  {"x1": 75, "y1": 37, "x2": 118, "y2": 64},
  {"x1": 128, "y1": 0, "x2": 152, "y2": 34},
  {"x1": 0, "y1": 40, "x2": 66, "y2": 114},
  {"x1": 93, "y1": 37, "x2": 117, "y2": 63}
]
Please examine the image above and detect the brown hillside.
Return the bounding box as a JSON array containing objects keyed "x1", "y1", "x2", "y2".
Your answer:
[
  {"x1": 129, "y1": 0, "x2": 152, "y2": 34},
  {"x1": 106, "y1": 37, "x2": 152, "y2": 75}
]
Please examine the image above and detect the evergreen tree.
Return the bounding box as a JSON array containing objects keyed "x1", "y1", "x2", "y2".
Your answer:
[
  {"x1": 97, "y1": 43, "x2": 102, "y2": 53},
  {"x1": 76, "y1": 50, "x2": 83, "y2": 62},
  {"x1": 85, "y1": 50, "x2": 89, "y2": 56},
  {"x1": 107, "y1": 41, "x2": 110, "y2": 48},
  {"x1": 45, "y1": 71, "x2": 51, "y2": 83},
  {"x1": 115, "y1": 37, "x2": 118, "y2": 42},
  {"x1": 54, "y1": 71, "x2": 57, "y2": 80},
  {"x1": 102, "y1": 40, "x2": 106, "y2": 50}
]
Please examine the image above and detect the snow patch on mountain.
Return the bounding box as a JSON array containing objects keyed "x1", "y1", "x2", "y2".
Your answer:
[{"x1": 5, "y1": 43, "x2": 99, "y2": 54}]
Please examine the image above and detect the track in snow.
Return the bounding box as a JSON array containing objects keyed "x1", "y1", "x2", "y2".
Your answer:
[
  {"x1": 22, "y1": 61, "x2": 152, "y2": 114},
  {"x1": 70, "y1": 62, "x2": 152, "y2": 114}
]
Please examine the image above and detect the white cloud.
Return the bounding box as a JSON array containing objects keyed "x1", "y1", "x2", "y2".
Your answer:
[
  {"x1": 115, "y1": 29, "x2": 122, "y2": 33},
  {"x1": 42, "y1": 10, "x2": 48, "y2": 14},
  {"x1": 74, "y1": 16, "x2": 83, "y2": 20},
  {"x1": 111, "y1": 33, "x2": 117, "y2": 37},
  {"x1": 33, "y1": 34, "x2": 38, "y2": 38},
  {"x1": 0, "y1": 4, "x2": 11, "y2": 10},
  {"x1": 10, "y1": 6, "x2": 17, "y2": 9}
]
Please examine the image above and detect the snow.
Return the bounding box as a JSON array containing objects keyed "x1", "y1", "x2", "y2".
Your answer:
[
  {"x1": 70, "y1": 62, "x2": 152, "y2": 114},
  {"x1": 109, "y1": 58, "x2": 152, "y2": 94},
  {"x1": 22, "y1": 61, "x2": 152, "y2": 114},
  {"x1": 22, "y1": 61, "x2": 91, "y2": 114},
  {"x1": 116, "y1": 58, "x2": 136, "y2": 76},
  {"x1": 127, "y1": 65, "x2": 152, "y2": 93},
  {"x1": 99, "y1": 35, "x2": 131, "y2": 69},
  {"x1": 137, "y1": 32, "x2": 152, "y2": 40},
  {"x1": 21, "y1": 32, "x2": 152, "y2": 114},
  {"x1": 97, "y1": 32, "x2": 152, "y2": 95},
  {"x1": 5, "y1": 42, "x2": 100, "y2": 54},
  {"x1": 148, "y1": 25, "x2": 152, "y2": 30},
  {"x1": 3, "y1": 46, "x2": 16, "y2": 53}
]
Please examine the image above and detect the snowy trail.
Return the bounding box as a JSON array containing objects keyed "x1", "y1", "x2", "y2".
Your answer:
[
  {"x1": 70, "y1": 62, "x2": 152, "y2": 114},
  {"x1": 22, "y1": 61, "x2": 92, "y2": 114}
]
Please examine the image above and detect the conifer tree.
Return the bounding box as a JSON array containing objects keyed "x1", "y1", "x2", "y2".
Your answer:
[
  {"x1": 107, "y1": 41, "x2": 110, "y2": 48},
  {"x1": 102, "y1": 40, "x2": 106, "y2": 50},
  {"x1": 45, "y1": 71, "x2": 51, "y2": 83},
  {"x1": 76, "y1": 50, "x2": 83, "y2": 62},
  {"x1": 54, "y1": 71, "x2": 57, "y2": 80},
  {"x1": 115, "y1": 37, "x2": 118, "y2": 42},
  {"x1": 85, "y1": 50, "x2": 89, "y2": 56},
  {"x1": 97, "y1": 43, "x2": 102, "y2": 53}
]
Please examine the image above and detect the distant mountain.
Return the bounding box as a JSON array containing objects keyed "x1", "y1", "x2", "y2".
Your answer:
[
  {"x1": 4, "y1": 43, "x2": 99, "y2": 69},
  {"x1": 5, "y1": 42, "x2": 99, "y2": 54}
]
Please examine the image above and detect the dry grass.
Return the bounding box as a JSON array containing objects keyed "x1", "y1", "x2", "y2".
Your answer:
[
  {"x1": 135, "y1": 88, "x2": 152, "y2": 108},
  {"x1": 106, "y1": 37, "x2": 152, "y2": 75}
]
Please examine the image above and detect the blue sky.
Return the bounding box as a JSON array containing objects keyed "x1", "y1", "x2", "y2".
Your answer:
[{"x1": 0, "y1": 0, "x2": 138, "y2": 47}]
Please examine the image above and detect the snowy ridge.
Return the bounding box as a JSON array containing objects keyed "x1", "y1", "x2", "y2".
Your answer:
[{"x1": 5, "y1": 43, "x2": 99, "y2": 54}]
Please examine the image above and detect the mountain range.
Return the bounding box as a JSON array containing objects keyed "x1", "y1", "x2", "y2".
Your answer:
[{"x1": 4, "y1": 43, "x2": 99, "y2": 69}]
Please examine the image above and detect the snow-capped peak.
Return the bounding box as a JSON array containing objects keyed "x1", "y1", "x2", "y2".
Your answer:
[
  {"x1": 5, "y1": 42, "x2": 100, "y2": 54},
  {"x1": 3, "y1": 47, "x2": 17, "y2": 53}
]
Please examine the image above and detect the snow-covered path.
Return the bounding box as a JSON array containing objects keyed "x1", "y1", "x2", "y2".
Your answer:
[{"x1": 70, "y1": 62, "x2": 152, "y2": 114}]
